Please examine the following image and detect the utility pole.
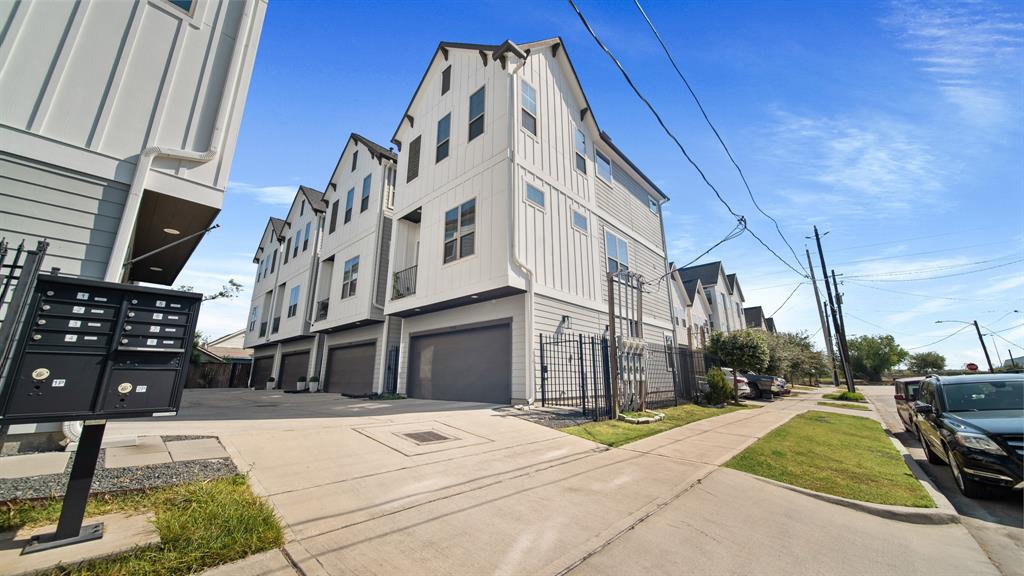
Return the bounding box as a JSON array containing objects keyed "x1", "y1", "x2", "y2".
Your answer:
[
  {"x1": 806, "y1": 249, "x2": 840, "y2": 387},
  {"x1": 813, "y1": 226, "x2": 854, "y2": 391},
  {"x1": 831, "y1": 270, "x2": 856, "y2": 393},
  {"x1": 973, "y1": 320, "x2": 994, "y2": 372}
]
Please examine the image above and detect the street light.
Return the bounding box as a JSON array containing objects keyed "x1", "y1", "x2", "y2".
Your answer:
[{"x1": 934, "y1": 320, "x2": 994, "y2": 372}]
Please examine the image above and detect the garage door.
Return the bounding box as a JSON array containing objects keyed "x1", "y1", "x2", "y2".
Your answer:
[
  {"x1": 325, "y1": 343, "x2": 376, "y2": 396},
  {"x1": 407, "y1": 323, "x2": 511, "y2": 404},
  {"x1": 251, "y1": 357, "x2": 274, "y2": 389},
  {"x1": 279, "y1": 351, "x2": 310, "y2": 391}
]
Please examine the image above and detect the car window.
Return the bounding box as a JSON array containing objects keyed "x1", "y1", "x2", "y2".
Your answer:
[{"x1": 941, "y1": 380, "x2": 1023, "y2": 412}]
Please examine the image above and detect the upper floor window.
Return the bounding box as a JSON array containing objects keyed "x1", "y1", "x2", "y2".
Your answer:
[
  {"x1": 344, "y1": 188, "x2": 354, "y2": 223},
  {"x1": 521, "y1": 80, "x2": 537, "y2": 136},
  {"x1": 596, "y1": 151, "x2": 612, "y2": 182},
  {"x1": 352, "y1": 150, "x2": 358, "y2": 172},
  {"x1": 605, "y1": 230, "x2": 628, "y2": 273},
  {"x1": 329, "y1": 200, "x2": 339, "y2": 233},
  {"x1": 648, "y1": 197, "x2": 659, "y2": 214},
  {"x1": 572, "y1": 210, "x2": 588, "y2": 232},
  {"x1": 575, "y1": 129, "x2": 587, "y2": 174},
  {"x1": 361, "y1": 175, "x2": 372, "y2": 212},
  {"x1": 341, "y1": 256, "x2": 359, "y2": 298},
  {"x1": 468, "y1": 87, "x2": 485, "y2": 141},
  {"x1": 284, "y1": 237, "x2": 292, "y2": 264},
  {"x1": 526, "y1": 184, "x2": 545, "y2": 208},
  {"x1": 407, "y1": 136, "x2": 421, "y2": 182},
  {"x1": 441, "y1": 65, "x2": 451, "y2": 95},
  {"x1": 288, "y1": 285, "x2": 300, "y2": 317},
  {"x1": 303, "y1": 222, "x2": 311, "y2": 251},
  {"x1": 436, "y1": 113, "x2": 451, "y2": 162},
  {"x1": 443, "y1": 199, "x2": 476, "y2": 263}
]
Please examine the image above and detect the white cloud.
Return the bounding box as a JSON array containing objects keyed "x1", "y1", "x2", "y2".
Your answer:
[{"x1": 228, "y1": 181, "x2": 298, "y2": 205}]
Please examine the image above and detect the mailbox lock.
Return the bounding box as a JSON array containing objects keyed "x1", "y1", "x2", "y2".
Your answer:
[
  {"x1": 117, "y1": 382, "x2": 133, "y2": 394},
  {"x1": 32, "y1": 368, "x2": 50, "y2": 380}
]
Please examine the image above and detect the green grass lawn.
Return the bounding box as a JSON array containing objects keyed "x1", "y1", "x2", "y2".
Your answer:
[
  {"x1": 725, "y1": 411, "x2": 933, "y2": 508},
  {"x1": 822, "y1": 391, "x2": 866, "y2": 402},
  {"x1": 2, "y1": 475, "x2": 283, "y2": 576},
  {"x1": 818, "y1": 401, "x2": 871, "y2": 411},
  {"x1": 562, "y1": 404, "x2": 752, "y2": 448}
]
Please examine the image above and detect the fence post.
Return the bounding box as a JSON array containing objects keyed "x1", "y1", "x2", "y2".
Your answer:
[
  {"x1": 577, "y1": 334, "x2": 587, "y2": 416},
  {"x1": 539, "y1": 333, "x2": 547, "y2": 407}
]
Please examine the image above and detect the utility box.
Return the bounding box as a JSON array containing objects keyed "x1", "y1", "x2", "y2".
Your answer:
[{"x1": 0, "y1": 276, "x2": 201, "y2": 424}]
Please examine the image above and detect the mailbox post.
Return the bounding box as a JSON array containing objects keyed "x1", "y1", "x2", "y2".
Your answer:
[{"x1": 0, "y1": 274, "x2": 201, "y2": 553}]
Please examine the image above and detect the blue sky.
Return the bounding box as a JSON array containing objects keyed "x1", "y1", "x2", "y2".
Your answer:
[{"x1": 182, "y1": 0, "x2": 1024, "y2": 369}]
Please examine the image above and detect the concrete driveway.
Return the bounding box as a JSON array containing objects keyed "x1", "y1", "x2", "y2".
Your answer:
[
  {"x1": 862, "y1": 385, "x2": 1024, "y2": 576},
  {"x1": 107, "y1": 389, "x2": 1000, "y2": 576}
]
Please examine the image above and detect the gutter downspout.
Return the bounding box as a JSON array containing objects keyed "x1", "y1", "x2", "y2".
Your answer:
[
  {"x1": 507, "y1": 51, "x2": 535, "y2": 406},
  {"x1": 104, "y1": 0, "x2": 259, "y2": 282}
]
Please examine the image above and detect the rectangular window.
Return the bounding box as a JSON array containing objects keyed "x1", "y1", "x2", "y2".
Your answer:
[
  {"x1": 329, "y1": 201, "x2": 339, "y2": 233},
  {"x1": 271, "y1": 249, "x2": 277, "y2": 273},
  {"x1": 443, "y1": 199, "x2": 476, "y2": 263},
  {"x1": 575, "y1": 129, "x2": 587, "y2": 174},
  {"x1": 303, "y1": 222, "x2": 311, "y2": 251},
  {"x1": 605, "y1": 230, "x2": 628, "y2": 273},
  {"x1": 441, "y1": 65, "x2": 451, "y2": 95},
  {"x1": 352, "y1": 150, "x2": 358, "y2": 172},
  {"x1": 344, "y1": 188, "x2": 354, "y2": 223},
  {"x1": 341, "y1": 256, "x2": 359, "y2": 299},
  {"x1": 648, "y1": 197, "x2": 659, "y2": 214},
  {"x1": 287, "y1": 285, "x2": 300, "y2": 317},
  {"x1": 436, "y1": 113, "x2": 451, "y2": 162},
  {"x1": 468, "y1": 87, "x2": 485, "y2": 141},
  {"x1": 526, "y1": 183, "x2": 544, "y2": 208},
  {"x1": 361, "y1": 175, "x2": 372, "y2": 212},
  {"x1": 572, "y1": 210, "x2": 588, "y2": 232},
  {"x1": 285, "y1": 237, "x2": 291, "y2": 264},
  {"x1": 521, "y1": 80, "x2": 537, "y2": 135},
  {"x1": 596, "y1": 151, "x2": 612, "y2": 182},
  {"x1": 407, "y1": 136, "x2": 421, "y2": 182}
]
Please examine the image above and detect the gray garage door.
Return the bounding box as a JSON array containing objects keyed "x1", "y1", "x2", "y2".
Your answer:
[
  {"x1": 279, "y1": 351, "x2": 310, "y2": 391},
  {"x1": 325, "y1": 343, "x2": 376, "y2": 396},
  {"x1": 251, "y1": 357, "x2": 274, "y2": 389},
  {"x1": 407, "y1": 323, "x2": 511, "y2": 404}
]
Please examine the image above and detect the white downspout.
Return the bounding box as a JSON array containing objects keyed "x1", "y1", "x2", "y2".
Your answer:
[
  {"x1": 507, "y1": 55, "x2": 535, "y2": 406},
  {"x1": 104, "y1": 0, "x2": 259, "y2": 282}
]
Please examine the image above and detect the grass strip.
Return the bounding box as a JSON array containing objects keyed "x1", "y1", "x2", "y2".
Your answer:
[
  {"x1": 562, "y1": 403, "x2": 752, "y2": 448},
  {"x1": 2, "y1": 475, "x2": 283, "y2": 576},
  {"x1": 818, "y1": 401, "x2": 871, "y2": 411},
  {"x1": 726, "y1": 411, "x2": 933, "y2": 508}
]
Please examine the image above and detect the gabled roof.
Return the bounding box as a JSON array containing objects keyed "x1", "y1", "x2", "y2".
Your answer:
[
  {"x1": 298, "y1": 185, "x2": 327, "y2": 213},
  {"x1": 679, "y1": 261, "x2": 726, "y2": 287}
]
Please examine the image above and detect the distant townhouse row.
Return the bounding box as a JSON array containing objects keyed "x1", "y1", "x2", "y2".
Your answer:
[{"x1": 243, "y1": 37, "x2": 775, "y2": 405}]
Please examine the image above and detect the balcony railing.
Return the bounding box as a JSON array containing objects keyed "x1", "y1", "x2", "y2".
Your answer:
[
  {"x1": 392, "y1": 265, "x2": 417, "y2": 300},
  {"x1": 316, "y1": 298, "x2": 329, "y2": 321},
  {"x1": 271, "y1": 316, "x2": 281, "y2": 334},
  {"x1": 259, "y1": 321, "x2": 268, "y2": 337}
]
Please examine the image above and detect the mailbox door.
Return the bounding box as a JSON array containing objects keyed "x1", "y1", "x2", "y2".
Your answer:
[{"x1": 4, "y1": 353, "x2": 105, "y2": 417}]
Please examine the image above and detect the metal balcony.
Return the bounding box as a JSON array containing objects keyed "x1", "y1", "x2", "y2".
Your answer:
[
  {"x1": 316, "y1": 298, "x2": 329, "y2": 321},
  {"x1": 392, "y1": 265, "x2": 417, "y2": 300}
]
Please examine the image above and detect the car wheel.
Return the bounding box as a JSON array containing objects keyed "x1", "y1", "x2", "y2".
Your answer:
[
  {"x1": 919, "y1": 427, "x2": 943, "y2": 464},
  {"x1": 946, "y1": 445, "x2": 987, "y2": 499}
]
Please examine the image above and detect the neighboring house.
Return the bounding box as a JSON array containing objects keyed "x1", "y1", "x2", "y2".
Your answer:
[
  {"x1": 744, "y1": 306, "x2": 768, "y2": 331},
  {"x1": 679, "y1": 261, "x2": 744, "y2": 334},
  {"x1": 243, "y1": 134, "x2": 400, "y2": 394},
  {"x1": 385, "y1": 38, "x2": 674, "y2": 405}
]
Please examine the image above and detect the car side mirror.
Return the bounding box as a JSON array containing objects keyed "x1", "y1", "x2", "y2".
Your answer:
[
  {"x1": 894, "y1": 394, "x2": 905, "y2": 401},
  {"x1": 913, "y1": 403, "x2": 933, "y2": 415}
]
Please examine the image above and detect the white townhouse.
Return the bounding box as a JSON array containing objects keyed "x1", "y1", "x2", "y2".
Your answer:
[
  {"x1": 244, "y1": 134, "x2": 399, "y2": 394},
  {"x1": 679, "y1": 261, "x2": 745, "y2": 334},
  {"x1": 385, "y1": 38, "x2": 676, "y2": 406}
]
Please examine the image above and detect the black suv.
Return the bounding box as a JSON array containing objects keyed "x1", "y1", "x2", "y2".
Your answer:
[{"x1": 914, "y1": 373, "x2": 1023, "y2": 498}]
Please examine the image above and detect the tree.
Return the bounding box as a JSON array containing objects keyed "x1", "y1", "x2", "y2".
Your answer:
[
  {"x1": 907, "y1": 351, "x2": 946, "y2": 374},
  {"x1": 176, "y1": 279, "x2": 243, "y2": 302},
  {"x1": 847, "y1": 334, "x2": 908, "y2": 382}
]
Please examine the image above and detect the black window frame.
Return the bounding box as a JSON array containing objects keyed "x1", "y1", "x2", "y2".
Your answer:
[
  {"x1": 443, "y1": 198, "x2": 476, "y2": 264},
  {"x1": 468, "y1": 86, "x2": 485, "y2": 142}
]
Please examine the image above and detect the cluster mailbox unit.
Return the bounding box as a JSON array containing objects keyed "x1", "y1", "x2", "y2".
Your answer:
[{"x1": 0, "y1": 274, "x2": 201, "y2": 553}]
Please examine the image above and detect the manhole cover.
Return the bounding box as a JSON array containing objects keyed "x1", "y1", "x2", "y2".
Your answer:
[{"x1": 401, "y1": 430, "x2": 454, "y2": 444}]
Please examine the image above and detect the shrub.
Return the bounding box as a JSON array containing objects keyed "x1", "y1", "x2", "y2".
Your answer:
[{"x1": 705, "y1": 368, "x2": 734, "y2": 405}]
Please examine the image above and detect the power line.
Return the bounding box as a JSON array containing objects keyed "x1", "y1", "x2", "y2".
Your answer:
[
  {"x1": 768, "y1": 282, "x2": 802, "y2": 317},
  {"x1": 567, "y1": 0, "x2": 808, "y2": 280},
  {"x1": 632, "y1": 0, "x2": 807, "y2": 276},
  {"x1": 907, "y1": 324, "x2": 973, "y2": 351}
]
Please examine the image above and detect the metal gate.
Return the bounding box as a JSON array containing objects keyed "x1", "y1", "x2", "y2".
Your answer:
[{"x1": 538, "y1": 334, "x2": 612, "y2": 420}]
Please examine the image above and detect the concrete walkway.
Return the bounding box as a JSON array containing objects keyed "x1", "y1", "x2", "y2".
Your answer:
[{"x1": 100, "y1": 388, "x2": 998, "y2": 576}]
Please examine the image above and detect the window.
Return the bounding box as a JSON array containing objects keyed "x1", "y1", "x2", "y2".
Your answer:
[
  {"x1": 284, "y1": 237, "x2": 291, "y2": 264},
  {"x1": 361, "y1": 175, "x2": 372, "y2": 212},
  {"x1": 648, "y1": 197, "x2": 659, "y2": 214},
  {"x1": 329, "y1": 200, "x2": 339, "y2": 233},
  {"x1": 443, "y1": 199, "x2": 476, "y2": 263},
  {"x1": 407, "y1": 136, "x2": 421, "y2": 182},
  {"x1": 596, "y1": 151, "x2": 612, "y2": 182},
  {"x1": 270, "y1": 249, "x2": 277, "y2": 273},
  {"x1": 287, "y1": 285, "x2": 300, "y2": 317},
  {"x1": 303, "y1": 222, "x2": 311, "y2": 251},
  {"x1": 575, "y1": 128, "x2": 587, "y2": 173},
  {"x1": 605, "y1": 231, "x2": 628, "y2": 273},
  {"x1": 572, "y1": 210, "x2": 588, "y2": 232},
  {"x1": 436, "y1": 113, "x2": 451, "y2": 162},
  {"x1": 441, "y1": 65, "x2": 451, "y2": 95},
  {"x1": 351, "y1": 150, "x2": 358, "y2": 172},
  {"x1": 468, "y1": 87, "x2": 485, "y2": 141},
  {"x1": 521, "y1": 80, "x2": 537, "y2": 135},
  {"x1": 293, "y1": 231, "x2": 300, "y2": 258},
  {"x1": 526, "y1": 184, "x2": 544, "y2": 208},
  {"x1": 344, "y1": 188, "x2": 354, "y2": 223},
  {"x1": 341, "y1": 256, "x2": 359, "y2": 299}
]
